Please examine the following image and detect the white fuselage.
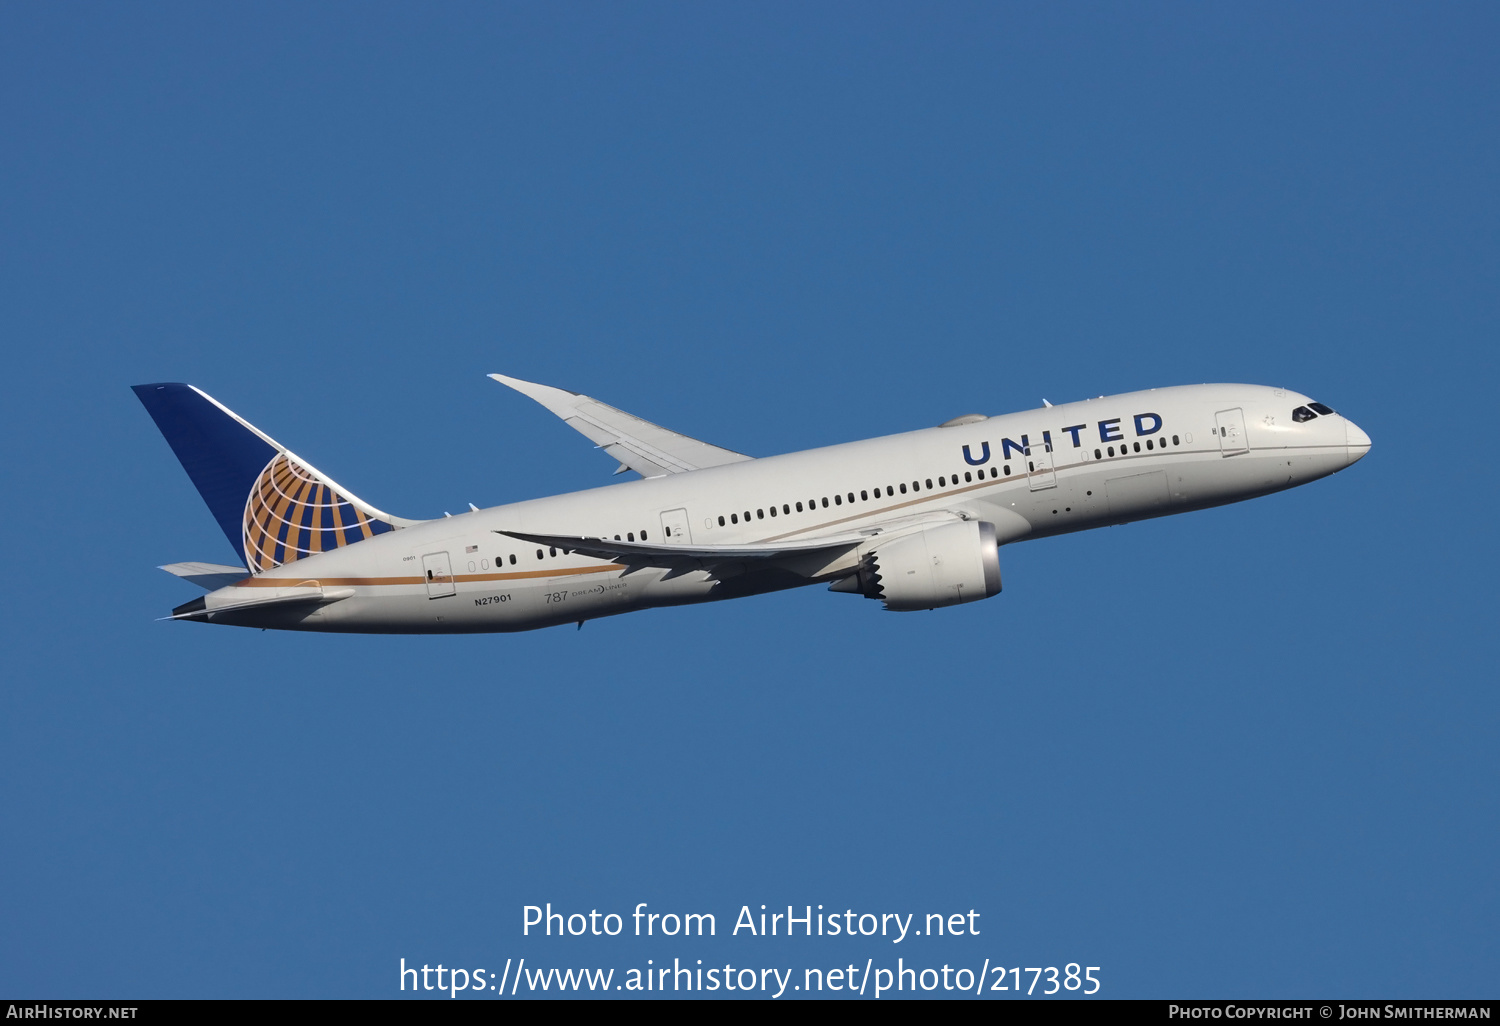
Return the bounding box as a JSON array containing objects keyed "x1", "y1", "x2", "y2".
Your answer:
[{"x1": 194, "y1": 384, "x2": 1369, "y2": 632}]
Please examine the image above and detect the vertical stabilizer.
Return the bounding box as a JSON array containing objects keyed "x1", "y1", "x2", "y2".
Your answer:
[{"x1": 132, "y1": 383, "x2": 420, "y2": 572}]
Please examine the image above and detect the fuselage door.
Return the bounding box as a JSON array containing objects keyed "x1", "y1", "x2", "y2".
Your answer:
[
  {"x1": 422, "y1": 551, "x2": 456, "y2": 599},
  {"x1": 1215, "y1": 408, "x2": 1249, "y2": 456},
  {"x1": 1027, "y1": 439, "x2": 1057, "y2": 491},
  {"x1": 659, "y1": 508, "x2": 692, "y2": 545}
]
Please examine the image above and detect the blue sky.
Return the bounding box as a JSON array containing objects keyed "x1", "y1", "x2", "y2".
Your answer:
[{"x1": 1, "y1": 1, "x2": 1495, "y2": 999}]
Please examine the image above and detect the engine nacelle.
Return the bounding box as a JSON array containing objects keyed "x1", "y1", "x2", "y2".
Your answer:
[{"x1": 834, "y1": 520, "x2": 1002, "y2": 611}]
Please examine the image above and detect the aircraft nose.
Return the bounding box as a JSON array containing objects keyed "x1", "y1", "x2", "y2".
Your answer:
[{"x1": 1345, "y1": 419, "x2": 1372, "y2": 465}]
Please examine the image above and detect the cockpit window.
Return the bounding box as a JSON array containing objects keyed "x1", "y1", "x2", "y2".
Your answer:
[
  {"x1": 1308, "y1": 402, "x2": 1335, "y2": 416},
  {"x1": 1292, "y1": 406, "x2": 1317, "y2": 422}
]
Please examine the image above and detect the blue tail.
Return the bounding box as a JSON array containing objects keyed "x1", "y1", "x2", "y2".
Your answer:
[{"x1": 133, "y1": 384, "x2": 411, "y2": 573}]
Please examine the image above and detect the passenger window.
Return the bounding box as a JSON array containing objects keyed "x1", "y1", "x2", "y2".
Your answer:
[
  {"x1": 731, "y1": 513, "x2": 738, "y2": 524},
  {"x1": 640, "y1": 530, "x2": 647, "y2": 540},
  {"x1": 549, "y1": 546, "x2": 557, "y2": 556},
  {"x1": 744, "y1": 511, "x2": 751, "y2": 521},
  {"x1": 964, "y1": 471, "x2": 972, "y2": 482},
  {"x1": 847, "y1": 492, "x2": 855, "y2": 503},
  {"x1": 1003, "y1": 465, "x2": 1010, "y2": 475},
  {"x1": 860, "y1": 490, "x2": 868, "y2": 501},
  {"x1": 899, "y1": 483, "x2": 907, "y2": 494},
  {"x1": 718, "y1": 516, "x2": 725, "y2": 526},
  {"x1": 1094, "y1": 449, "x2": 1102, "y2": 459},
  {"x1": 509, "y1": 554, "x2": 516, "y2": 565},
  {"x1": 1133, "y1": 442, "x2": 1140, "y2": 452},
  {"x1": 1146, "y1": 439, "x2": 1153, "y2": 450},
  {"x1": 1309, "y1": 402, "x2": 1335, "y2": 415},
  {"x1": 1172, "y1": 435, "x2": 1179, "y2": 445},
  {"x1": 821, "y1": 498, "x2": 829, "y2": 508},
  {"x1": 926, "y1": 479, "x2": 933, "y2": 489},
  {"x1": 536, "y1": 549, "x2": 544, "y2": 560},
  {"x1": 990, "y1": 467, "x2": 998, "y2": 478},
  {"x1": 834, "y1": 494, "x2": 842, "y2": 505},
  {"x1": 1108, "y1": 446, "x2": 1115, "y2": 457},
  {"x1": 769, "y1": 506, "x2": 777, "y2": 517},
  {"x1": 1293, "y1": 406, "x2": 1316, "y2": 422},
  {"x1": 796, "y1": 501, "x2": 803, "y2": 512},
  {"x1": 783, "y1": 504, "x2": 790, "y2": 514},
  {"x1": 938, "y1": 476, "x2": 945, "y2": 487},
  {"x1": 756, "y1": 509, "x2": 764, "y2": 519}
]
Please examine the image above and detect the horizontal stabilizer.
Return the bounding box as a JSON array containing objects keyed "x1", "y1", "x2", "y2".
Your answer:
[
  {"x1": 166, "y1": 586, "x2": 355, "y2": 623},
  {"x1": 494, "y1": 528, "x2": 863, "y2": 577},
  {"x1": 159, "y1": 562, "x2": 250, "y2": 590},
  {"x1": 488, "y1": 373, "x2": 754, "y2": 478}
]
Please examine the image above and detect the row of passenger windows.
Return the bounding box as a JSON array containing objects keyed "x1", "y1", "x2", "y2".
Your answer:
[
  {"x1": 1093, "y1": 434, "x2": 1182, "y2": 459},
  {"x1": 712, "y1": 465, "x2": 1009, "y2": 527}
]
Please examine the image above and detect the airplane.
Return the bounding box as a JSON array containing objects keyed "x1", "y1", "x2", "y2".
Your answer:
[{"x1": 133, "y1": 376, "x2": 1371, "y2": 633}]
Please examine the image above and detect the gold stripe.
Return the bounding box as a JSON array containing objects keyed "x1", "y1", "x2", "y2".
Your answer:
[
  {"x1": 274, "y1": 472, "x2": 314, "y2": 564},
  {"x1": 265, "y1": 461, "x2": 300, "y2": 537},
  {"x1": 331, "y1": 490, "x2": 347, "y2": 538},
  {"x1": 248, "y1": 462, "x2": 287, "y2": 571},
  {"x1": 309, "y1": 484, "x2": 325, "y2": 553},
  {"x1": 286, "y1": 475, "x2": 314, "y2": 548}
]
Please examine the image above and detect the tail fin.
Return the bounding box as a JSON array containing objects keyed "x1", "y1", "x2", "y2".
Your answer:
[{"x1": 133, "y1": 383, "x2": 421, "y2": 573}]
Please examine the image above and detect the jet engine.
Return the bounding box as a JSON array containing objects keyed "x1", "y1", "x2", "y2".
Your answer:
[{"x1": 831, "y1": 520, "x2": 1001, "y2": 611}]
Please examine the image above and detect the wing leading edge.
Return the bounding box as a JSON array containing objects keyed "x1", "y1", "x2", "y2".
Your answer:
[{"x1": 488, "y1": 373, "x2": 754, "y2": 478}]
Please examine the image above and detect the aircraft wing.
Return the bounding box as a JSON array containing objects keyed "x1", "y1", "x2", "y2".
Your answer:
[
  {"x1": 488, "y1": 373, "x2": 754, "y2": 478},
  {"x1": 494, "y1": 529, "x2": 864, "y2": 580}
]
